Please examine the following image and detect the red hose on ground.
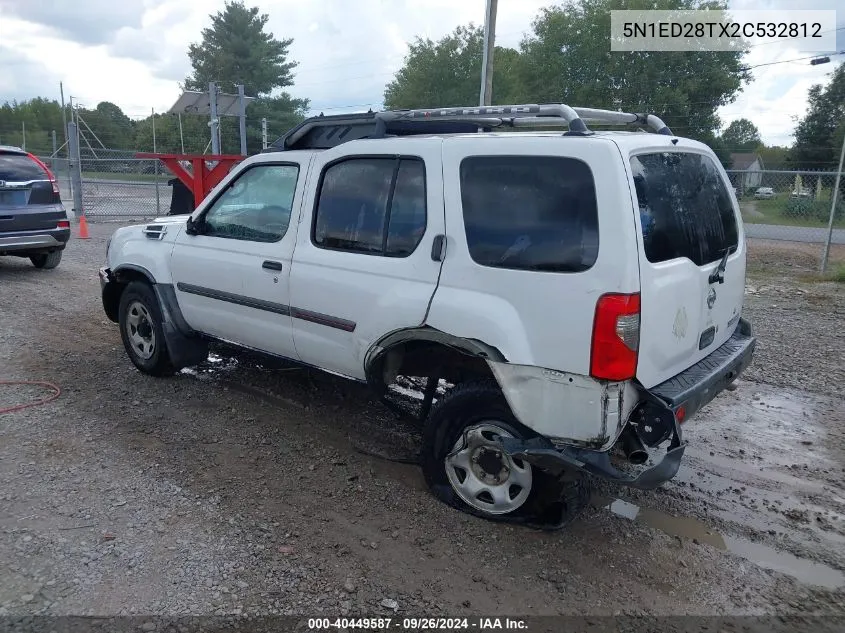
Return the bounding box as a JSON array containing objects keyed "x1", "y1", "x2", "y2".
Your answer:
[{"x1": 0, "y1": 380, "x2": 62, "y2": 414}]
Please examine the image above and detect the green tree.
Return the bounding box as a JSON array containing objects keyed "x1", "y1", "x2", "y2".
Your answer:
[
  {"x1": 756, "y1": 145, "x2": 789, "y2": 170},
  {"x1": 720, "y1": 118, "x2": 761, "y2": 152},
  {"x1": 384, "y1": 25, "x2": 523, "y2": 109},
  {"x1": 77, "y1": 102, "x2": 135, "y2": 150},
  {"x1": 184, "y1": 0, "x2": 296, "y2": 97},
  {"x1": 517, "y1": 0, "x2": 749, "y2": 140},
  {"x1": 0, "y1": 98, "x2": 67, "y2": 154},
  {"x1": 789, "y1": 63, "x2": 845, "y2": 170}
]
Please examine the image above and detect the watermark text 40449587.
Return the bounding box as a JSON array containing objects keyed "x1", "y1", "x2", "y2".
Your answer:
[{"x1": 610, "y1": 10, "x2": 837, "y2": 52}]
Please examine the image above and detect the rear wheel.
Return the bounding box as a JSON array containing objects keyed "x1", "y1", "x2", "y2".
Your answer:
[
  {"x1": 118, "y1": 281, "x2": 173, "y2": 376},
  {"x1": 30, "y1": 251, "x2": 62, "y2": 269},
  {"x1": 422, "y1": 380, "x2": 590, "y2": 528},
  {"x1": 422, "y1": 381, "x2": 535, "y2": 518}
]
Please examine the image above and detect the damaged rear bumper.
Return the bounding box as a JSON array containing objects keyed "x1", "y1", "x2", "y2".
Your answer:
[
  {"x1": 499, "y1": 318, "x2": 756, "y2": 490},
  {"x1": 499, "y1": 427, "x2": 686, "y2": 490}
]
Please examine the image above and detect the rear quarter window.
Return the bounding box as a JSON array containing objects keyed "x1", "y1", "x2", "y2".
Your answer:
[
  {"x1": 631, "y1": 152, "x2": 738, "y2": 266},
  {"x1": 0, "y1": 153, "x2": 47, "y2": 181},
  {"x1": 459, "y1": 156, "x2": 599, "y2": 273}
]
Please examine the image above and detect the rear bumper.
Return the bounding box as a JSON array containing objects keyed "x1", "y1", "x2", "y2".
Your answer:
[
  {"x1": 500, "y1": 318, "x2": 756, "y2": 490},
  {"x1": 0, "y1": 228, "x2": 70, "y2": 253}
]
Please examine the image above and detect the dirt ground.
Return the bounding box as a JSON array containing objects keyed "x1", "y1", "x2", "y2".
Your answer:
[{"x1": 1, "y1": 224, "x2": 844, "y2": 623}]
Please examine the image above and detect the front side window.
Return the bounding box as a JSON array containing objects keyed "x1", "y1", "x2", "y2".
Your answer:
[
  {"x1": 631, "y1": 152, "x2": 738, "y2": 266},
  {"x1": 313, "y1": 157, "x2": 427, "y2": 256},
  {"x1": 202, "y1": 164, "x2": 299, "y2": 242},
  {"x1": 460, "y1": 156, "x2": 599, "y2": 272}
]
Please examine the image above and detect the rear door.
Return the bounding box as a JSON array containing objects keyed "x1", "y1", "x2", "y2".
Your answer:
[
  {"x1": 288, "y1": 138, "x2": 444, "y2": 380},
  {"x1": 628, "y1": 149, "x2": 745, "y2": 389},
  {"x1": 0, "y1": 150, "x2": 64, "y2": 232}
]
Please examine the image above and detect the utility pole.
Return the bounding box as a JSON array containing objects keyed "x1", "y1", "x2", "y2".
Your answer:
[
  {"x1": 820, "y1": 127, "x2": 845, "y2": 273},
  {"x1": 478, "y1": 0, "x2": 498, "y2": 106},
  {"x1": 261, "y1": 118, "x2": 268, "y2": 150}
]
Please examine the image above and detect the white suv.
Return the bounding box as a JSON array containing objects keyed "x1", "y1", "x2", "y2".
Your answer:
[{"x1": 99, "y1": 104, "x2": 755, "y2": 527}]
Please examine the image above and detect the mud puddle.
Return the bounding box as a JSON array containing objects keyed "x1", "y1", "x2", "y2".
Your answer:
[
  {"x1": 178, "y1": 349, "x2": 845, "y2": 589},
  {"x1": 596, "y1": 496, "x2": 845, "y2": 590},
  {"x1": 603, "y1": 382, "x2": 845, "y2": 589}
]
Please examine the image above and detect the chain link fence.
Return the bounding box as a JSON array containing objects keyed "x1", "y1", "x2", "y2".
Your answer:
[
  {"x1": 726, "y1": 169, "x2": 844, "y2": 246},
  {"x1": 78, "y1": 157, "x2": 170, "y2": 219}
]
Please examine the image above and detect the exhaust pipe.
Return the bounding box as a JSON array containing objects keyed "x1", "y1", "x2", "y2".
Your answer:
[{"x1": 621, "y1": 427, "x2": 649, "y2": 465}]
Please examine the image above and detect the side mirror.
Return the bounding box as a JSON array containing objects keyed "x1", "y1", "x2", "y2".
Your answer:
[{"x1": 185, "y1": 215, "x2": 200, "y2": 235}]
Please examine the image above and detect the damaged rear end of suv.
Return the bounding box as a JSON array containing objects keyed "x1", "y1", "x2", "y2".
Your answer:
[{"x1": 101, "y1": 103, "x2": 755, "y2": 529}]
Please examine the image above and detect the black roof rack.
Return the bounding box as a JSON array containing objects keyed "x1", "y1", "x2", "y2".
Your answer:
[{"x1": 269, "y1": 103, "x2": 673, "y2": 152}]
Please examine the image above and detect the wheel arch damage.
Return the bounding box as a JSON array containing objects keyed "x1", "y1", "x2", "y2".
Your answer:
[
  {"x1": 364, "y1": 326, "x2": 636, "y2": 449},
  {"x1": 363, "y1": 326, "x2": 506, "y2": 394}
]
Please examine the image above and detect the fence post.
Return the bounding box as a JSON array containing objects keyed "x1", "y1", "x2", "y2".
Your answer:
[
  {"x1": 238, "y1": 84, "x2": 248, "y2": 156},
  {"x1": 209, "y1": 81, "x2": 220, "y2": 155},
  {"x1": 152, "y1": 108, "x2": 161, "y2": 217},
  {"x1": 820, "y1": 134, "x2": 845, "y2": 274},
  {"x1": 67, "y1": 121, "x2": 84, "y2": 219},
  {"x1": 262, "y1": 118, "x2": 268, "y2": 150}
]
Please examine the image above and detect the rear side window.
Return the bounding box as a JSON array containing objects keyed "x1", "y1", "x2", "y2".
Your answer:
[
  {"x1": 313, "y1": 157, "x2": 427, "y2": 256},
  {"x1": 459, "y1": 156, "x2": 599, "y2": 272},
  {"x1": 0, "y1": 153, "x2": 47, "y2": 181},
  {"x1": 631, "y1": 152, "x2": 738, "y2": 266}
]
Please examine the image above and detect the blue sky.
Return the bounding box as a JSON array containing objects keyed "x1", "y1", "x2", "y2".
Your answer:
[{"x1": 0, "y1": 0, "x2": 842, "y2": 146}]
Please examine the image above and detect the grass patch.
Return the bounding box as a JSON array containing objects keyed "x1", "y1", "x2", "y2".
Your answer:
[{"x1": 739, "y1": 195, "x2": 845, "y2": 229}]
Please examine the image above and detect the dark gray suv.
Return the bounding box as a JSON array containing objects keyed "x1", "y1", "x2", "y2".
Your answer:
[{"x1": 0, "y1": 146, "x2": 70, "y2": 269}]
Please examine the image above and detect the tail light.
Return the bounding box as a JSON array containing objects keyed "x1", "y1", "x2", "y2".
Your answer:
[
  {"x1": 590, "y1": 293, "x2": 640, "y2": 381},
  {"x1": 57, "y1": 220, "x2": 70, "y2": 229},
  {"x1": 28, "y1": 153, "x2": 60, "y2": 194}
]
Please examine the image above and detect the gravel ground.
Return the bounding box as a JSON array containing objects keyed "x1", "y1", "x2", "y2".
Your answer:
[{"x1": 1, "y1": 223, "x2": 844, "y2": 623}]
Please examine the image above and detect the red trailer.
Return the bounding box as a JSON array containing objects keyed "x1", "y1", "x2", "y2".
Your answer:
[{"x1": 136, "y1": 153, "x2": 244, "y2": 210}]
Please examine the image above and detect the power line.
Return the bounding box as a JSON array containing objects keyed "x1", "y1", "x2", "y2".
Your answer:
[
  {"x1": 741, "y1": 51, "x2": 844, "y2": 71},
  {"x1": 744, "y1": 25, "x2": 845, "y2": 49}
]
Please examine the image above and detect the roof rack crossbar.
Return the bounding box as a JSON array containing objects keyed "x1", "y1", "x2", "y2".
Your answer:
[
  {"x1": 572, "y1": 107, "x2": 673, "y2": 135},
  {"x1": 377, "y1": 104, "x2": 590, "y2": 135},
  {"x1": 275, "y1": 103, "x2": 673, "y2": 150}
]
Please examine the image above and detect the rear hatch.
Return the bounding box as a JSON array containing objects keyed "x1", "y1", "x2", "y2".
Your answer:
[
  {"x1": 0, "y1": 149, "x2": 65, "y2": 232},
  {"x1": 629, "y1": 149, "x2": 745, "y2": 389}
]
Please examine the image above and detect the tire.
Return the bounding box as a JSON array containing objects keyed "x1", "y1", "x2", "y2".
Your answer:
[
  {"x1": 422, "y1": 380, "x2": 589, "y2": 528},
  {"x1": 30, "y1": 251, "x2": 62, "y2": 269},
  {"x1": 118, "y1": 281, "x2": 174, "y2": 376}
]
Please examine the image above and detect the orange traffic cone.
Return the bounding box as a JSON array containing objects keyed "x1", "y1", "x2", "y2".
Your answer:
[{"x1": 77, "y1": 215, "x2": 90, "y2": 240}]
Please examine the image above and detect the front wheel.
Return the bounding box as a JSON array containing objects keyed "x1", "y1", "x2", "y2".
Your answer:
[{"x1": 118, "y1": 281, "x2": 173, "y2": 376}]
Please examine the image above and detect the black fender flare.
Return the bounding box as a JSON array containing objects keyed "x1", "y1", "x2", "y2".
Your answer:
[
  {"x1": 363, "y1": 326, "x2": 507, "y2": 389},
  {"x1": 113, "y1": 263, "x2": 156, "y2": 284}
]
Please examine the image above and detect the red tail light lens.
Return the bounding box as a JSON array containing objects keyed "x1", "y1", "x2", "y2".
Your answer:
[
  {"x1": 590, "y1": 293, "x2": 640, "y2": 381},
  {"x1": 28, "y1": 153, "x2": 56, "y2": 181},
  {"x1": 57, "y1": 220, "x2": 70, "y2": 229},
  {"x1": 27, "y1": 153, "x2": 60, "y2": 194}
]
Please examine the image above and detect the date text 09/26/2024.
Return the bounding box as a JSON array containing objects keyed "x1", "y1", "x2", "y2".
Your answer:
[{"x1": 308, "y1": 617, "x2": 528, "y2": 630}]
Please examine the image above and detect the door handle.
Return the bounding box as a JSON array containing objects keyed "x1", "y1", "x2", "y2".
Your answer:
[
  {"x1": 262, "y1": 260, "x2": 283, "y2": 271},
  {"x1": 431, "y1": 234, "x2": 446, "y2": 262}
]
